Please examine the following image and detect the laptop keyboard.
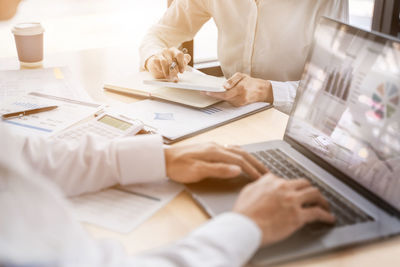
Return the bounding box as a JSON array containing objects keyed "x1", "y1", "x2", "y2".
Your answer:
[{"x1": 252, "y1": 149, "x2": 374, "y2": 233}]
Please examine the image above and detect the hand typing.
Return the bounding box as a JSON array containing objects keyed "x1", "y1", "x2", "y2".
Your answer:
[{"x1": 164, "y1": 142, "x2": 267, "y2": 183}]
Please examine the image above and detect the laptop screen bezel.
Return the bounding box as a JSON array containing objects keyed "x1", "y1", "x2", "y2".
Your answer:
[{"x1": 283, "y1": 16, "x2": 400, "y2": 218}]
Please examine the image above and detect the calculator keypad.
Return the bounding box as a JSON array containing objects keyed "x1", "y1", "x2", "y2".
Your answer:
[{"x1": 53, "y1": 122, "x2": 125, "y2": 141}]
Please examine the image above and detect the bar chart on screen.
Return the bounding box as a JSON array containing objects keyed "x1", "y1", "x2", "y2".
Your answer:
[{"x1": 322, "y1": 66, "x2": 353, "y2": 102}]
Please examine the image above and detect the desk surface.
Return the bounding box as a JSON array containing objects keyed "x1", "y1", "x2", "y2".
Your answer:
[{"x1": 1, "y1": 48, "x2": 400, "y2": 267}]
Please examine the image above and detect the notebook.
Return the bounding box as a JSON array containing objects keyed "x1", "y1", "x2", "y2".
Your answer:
[
  {"x1": 103, "y1": 70, "x2": 223, "y2": 108},
  {"x1": 143, "y1": 71, "x2": 226, "y2": 92}
]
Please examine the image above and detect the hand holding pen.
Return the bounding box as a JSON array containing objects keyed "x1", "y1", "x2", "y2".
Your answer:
[{"x1": 145, "y1": 47, "x2": 191, "y2": 82}]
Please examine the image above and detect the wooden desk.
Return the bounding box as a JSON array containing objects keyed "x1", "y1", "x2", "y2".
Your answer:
[{"x1": 1, "y1": 48, "x2": 400, "y2": 267}]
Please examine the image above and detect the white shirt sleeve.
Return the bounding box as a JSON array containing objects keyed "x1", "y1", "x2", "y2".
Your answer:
[
  {"x1": 131, "y1": 212, "x2": 262, "y2": 267},
  {"x1": 1, "y1": 124, "x2": 262, "y2": 267},
  {"x1": 270, "y1": 80, "x2": 299, "y2": 115},
  {"x1": 17, "y1": 133, "x2": 167, "y2": 197}
]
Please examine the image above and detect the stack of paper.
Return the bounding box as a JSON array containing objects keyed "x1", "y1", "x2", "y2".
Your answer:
[
  {"x1": 71, "y1": 180, "x2": 183, "y2": 233},
  {"x1": 121, "y1": 99, "x2": 271, "y2": 143},
  {"x1": 0, "y1": 67, "x2": 91, "y2": 101},
  {"x1": 0, "y1": 92, "x2": 102, "y2": 136}
]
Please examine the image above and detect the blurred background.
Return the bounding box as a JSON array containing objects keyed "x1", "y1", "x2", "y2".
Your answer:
[{"x1": 0, "y1": 0, "x2": 375, "y2": 65}]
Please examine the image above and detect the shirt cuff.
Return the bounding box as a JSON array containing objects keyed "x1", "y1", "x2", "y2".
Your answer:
[
  {"x1": 191, "y1": 212, "x2": 262, "y2": 265},
  {"x1": 114, "y1": 134, "x2": 167, "y2": 184},
  {"x1": 270, "y1": 80, "x2": 298, "y2": 115}
]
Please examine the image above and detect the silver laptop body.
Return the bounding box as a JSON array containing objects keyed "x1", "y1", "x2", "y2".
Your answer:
[{"x1": 187, "y1": 17, "x2": 400, "y2": 266}]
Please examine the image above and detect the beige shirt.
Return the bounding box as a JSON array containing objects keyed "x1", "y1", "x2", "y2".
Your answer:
[{"x1": 140, "y1": 0, "x2": 349, "y2": 113}]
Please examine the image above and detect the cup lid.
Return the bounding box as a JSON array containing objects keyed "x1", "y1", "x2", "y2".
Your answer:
[{"x1": 12, "y1": 22, "x2": 44, "y2": 36}]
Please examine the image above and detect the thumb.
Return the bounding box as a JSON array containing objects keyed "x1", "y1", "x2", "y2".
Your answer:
[{"x1": 184, "y1": 54, "x2": 191, "y2": 65}]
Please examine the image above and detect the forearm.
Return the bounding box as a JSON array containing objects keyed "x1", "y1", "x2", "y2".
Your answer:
[{"x1": 20, "y1": 134, "x2": 167, "y2": 197}]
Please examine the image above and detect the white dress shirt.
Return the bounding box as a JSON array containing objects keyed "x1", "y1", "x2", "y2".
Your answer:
[
  {"x1": 139, "y1": 0, "x2": 349, "y2": 114},
  {"x1": 0, "y1": 123, "x2": 261, "y2": 266}
]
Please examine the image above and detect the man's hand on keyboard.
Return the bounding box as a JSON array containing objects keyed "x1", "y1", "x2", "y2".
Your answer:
[
  {"x1": 233, "y1": 173, "x2": 336, "y2": 247},
  {"x1": 164, "y1": 142, "x2": 268, "y2": 183}
]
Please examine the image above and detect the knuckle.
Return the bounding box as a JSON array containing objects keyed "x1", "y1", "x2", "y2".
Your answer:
[
  {"x1": 283, "y1": 192, "x2": 296, "y2": 202},
  {"x1": 233, "y1": 72, "x2": 241, "y2": 77},
  {"x1": 307, "y1": 187, "x2": 319, "y2": 194},
  {"x1": 300, "y1": 178, "x2": 310, "y2": 184},
  {"x1": 192, "y1": 162, "x2": 205, "y2": 176},
  {"x1": 219, "y1": 92, "x2": 228, "y2": 99},
  {"x1": 237, "y1": 99, "x2": 247, "y2": 106},
  {"x1": 231, "y1": 100, "x2": 242, "y2": 107},
  {"x1": 162, "y1": 48, "x2": 169, "y2": 54},
  {"x1": 205, "y1": 142, "x2": 218, "y2": 152},
  {"x1": 153, "y1": 58, "x2": 161, "y2": 65},
  {"x1": 277, "y1": 180, "x2": 289, "y2": 190},
  {"x1": 268, "y1": 173, "x2": 279, "y2": 179},
  {"x1": 235, "y1": 154, "x2": 245, "y2": 163}
]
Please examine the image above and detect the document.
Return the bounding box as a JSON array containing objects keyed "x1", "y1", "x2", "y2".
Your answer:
[
  {"x1": 0, "y1": 67, "x2": 91, "y2": 101},
  {"x1": 122, "y1": 99, "x2": 271, "y2": 143},
  {"x1": 143, "y1": 70, "x2": 226, "y2": 92},
  {"x1": 104, "y1": 70, "x2": 221, "y2": 108},
  {"x1": 70, "y1": 180, "x2": 183, "y2": 233},
  {"x1": 0, "y1": 92, "x2": 102, "y2": 136}
]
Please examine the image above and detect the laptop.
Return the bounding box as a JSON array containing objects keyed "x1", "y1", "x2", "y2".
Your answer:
[{"x1": 186, "y1": 17, "x2": 400, "y2": 265}]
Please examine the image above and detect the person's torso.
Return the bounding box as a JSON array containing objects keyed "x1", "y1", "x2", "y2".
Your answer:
[{"x1": 208, "y1": 0, "x2": 348, "y2": 81}]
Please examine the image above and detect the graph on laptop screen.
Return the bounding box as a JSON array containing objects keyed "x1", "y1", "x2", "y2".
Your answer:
[{"x1": 286, "y1": 18, "x2": 400, "y2": 210}]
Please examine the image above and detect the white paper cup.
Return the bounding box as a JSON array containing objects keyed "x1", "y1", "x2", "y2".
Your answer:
[{"x1": 12, "y1": 22, "x2": 45, "y2": 68}]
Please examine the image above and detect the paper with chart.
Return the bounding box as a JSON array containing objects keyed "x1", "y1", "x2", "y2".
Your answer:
[
  {"x1": 123, "y1": 99, "x2": 270, "y2": 142},
  {"x1": 71, "y1": 180, "x2": 183, "y2": 233},
  {"x1": 0, "y1": 92, "x2": 102, "y2": 136},
  {"x1": 0, "y1": 67, "x2": 91, "y2": 101}
]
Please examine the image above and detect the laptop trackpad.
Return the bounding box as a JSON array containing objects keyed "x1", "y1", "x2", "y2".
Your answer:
[{"x1": 185, "y1": 176, "x2": 250, "y2": 217}]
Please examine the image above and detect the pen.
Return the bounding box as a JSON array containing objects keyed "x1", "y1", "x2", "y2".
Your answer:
[
  {"x1": 169, "y1": 48, "x2": 188, "y2": 71},
  {"x1": 1, "y1": 105, "x2": 58, "y2": 120}
]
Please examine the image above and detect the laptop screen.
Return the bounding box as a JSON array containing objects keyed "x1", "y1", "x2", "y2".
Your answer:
[{"x1": 286, "y1": 17, "x2": 400, "y2": 211}]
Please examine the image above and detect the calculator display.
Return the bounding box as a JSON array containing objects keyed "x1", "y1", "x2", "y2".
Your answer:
[{"x1": 98, "y1": 115, "x2": 132, "y2": 131}]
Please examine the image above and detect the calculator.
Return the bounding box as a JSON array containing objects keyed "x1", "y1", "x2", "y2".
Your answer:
[{"x1": 52, "y1": 112, "x2": 144, "y2": 141}]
